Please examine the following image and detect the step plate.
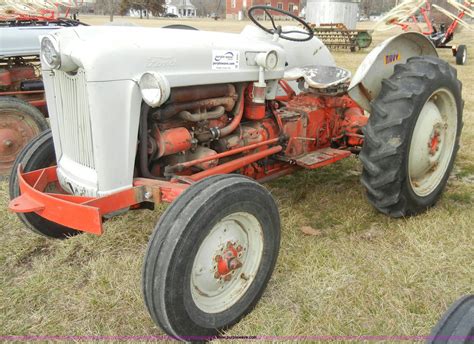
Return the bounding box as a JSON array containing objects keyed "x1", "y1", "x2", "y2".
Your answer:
[{"x1": 295, "y1": 148, "x2": 351, "y2": 169}]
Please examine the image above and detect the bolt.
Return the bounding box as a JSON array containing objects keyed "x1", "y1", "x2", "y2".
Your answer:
[
  {"x1": 144, "y1": 192, "x2": 152, "y2": 200},
  {"x1": 214, "y1": 272, "x2": 220, "y2": 279},
  {"x1": 3, "y1": 139, "x2": 13, "y2": 147}
]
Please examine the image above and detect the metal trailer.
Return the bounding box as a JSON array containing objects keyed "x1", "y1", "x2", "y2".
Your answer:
[{"x1": 311, "y1": 23, "x2": 373, "y2": 51}]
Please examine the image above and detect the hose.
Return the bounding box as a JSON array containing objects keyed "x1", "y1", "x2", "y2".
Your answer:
[
  {"x1": 195, "y1": 83, "x2": 246, "y2": 142},
  {"x1": 139, "y1": 102, "x2": 157, "y2": 179}
]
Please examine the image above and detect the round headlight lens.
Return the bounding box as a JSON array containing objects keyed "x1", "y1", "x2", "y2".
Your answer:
[
  {"x1": 41, "y1": 37, "x2": 61, "y2": 69},
  {"x1": 139, "y1": 72, "x2": 170, "y2": 107}
]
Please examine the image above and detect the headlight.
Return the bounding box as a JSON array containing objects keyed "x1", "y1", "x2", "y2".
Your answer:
[
  {"x1": 255, "y1": 50, "x2": 278, "y2": 70},
  {"x1": 41, "y1": 37, "x2": 61, "y2": 69},
  {"x1": 139, "y1": 72, "x2": 170, "y2": 108}
]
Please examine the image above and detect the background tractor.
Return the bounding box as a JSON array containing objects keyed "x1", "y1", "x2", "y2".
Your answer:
[
  {"x1": 0, "y1": 0, "x2": 86, "y2": 177},
  {"x1": 8, "y1": 6, "x2": 464, "y2": 339}
]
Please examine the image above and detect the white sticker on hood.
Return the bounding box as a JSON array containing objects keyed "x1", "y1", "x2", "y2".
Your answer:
[{"x1": 212, "y1": 50, "x2": 239, "y2": 70}]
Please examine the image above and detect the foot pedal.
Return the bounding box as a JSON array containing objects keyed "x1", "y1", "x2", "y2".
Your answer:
[{"x1": 295, "y1": 148, "x2": 351, "y2": 169}]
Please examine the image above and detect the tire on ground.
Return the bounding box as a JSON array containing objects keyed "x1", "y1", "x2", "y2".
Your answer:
[
  {"x1": 359, "y1": 56, "x2": 463, "y2": 217},
  {"x1": 9, "y1": 129, "x2": 81, "y2": 239},
  {"x1": 456, "y1": 45, "x2": 467, "y2": 65},
  {"x1": 142, "y1": 174, "x2": 281, "y2": 339},
  {"x1": 427, "y1": 295, "x2": 474, "y2": 344}
]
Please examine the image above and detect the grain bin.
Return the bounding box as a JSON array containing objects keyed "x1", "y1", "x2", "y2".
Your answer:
[{"x1": 306, "y1": 0, "x2": 360, "y2": 30}]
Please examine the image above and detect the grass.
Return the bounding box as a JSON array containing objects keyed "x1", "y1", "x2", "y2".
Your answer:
[{"x1": 1, "y1": 16, "x2": 473, "y2": 338}]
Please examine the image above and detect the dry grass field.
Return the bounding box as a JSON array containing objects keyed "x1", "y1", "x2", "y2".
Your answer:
[{"x1": 1, "y1": 16, "x2": 473, "y2": 339}]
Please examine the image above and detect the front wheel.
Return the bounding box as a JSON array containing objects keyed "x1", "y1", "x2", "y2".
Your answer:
[
  {"x1": 9, "y1": 129, "x2": 81, "y2": 239},
  {"x1": 142, "y1": 175, "x2": 281, "y2": 339},
  {"x1": 360, "y1": 56, "x2": 463, "y2": 217},
  {"x1": 456, "y1": 45, "x2": 467, "y2": 65}
]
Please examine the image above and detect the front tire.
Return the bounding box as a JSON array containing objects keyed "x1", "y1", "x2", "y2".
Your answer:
[
  {"x1": 142, "y1": 175, "x2": 281, "y2": 339},
  {"x1": 9, "y1": 129, "x2": 81, "y2": 239},
  {"x1": 360, "y1": 56, "x2": 463, "y2": 217},
  {"x1": 428, "y1": 295, "x2": 474, "y2": 344},
  {"x1": 456, "y1": 45, "x2": 467, "y2": 65}
]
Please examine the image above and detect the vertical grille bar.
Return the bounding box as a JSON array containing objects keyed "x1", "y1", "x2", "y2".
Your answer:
[{"x1": 52, "y1": 69, "x2": 95, "y2": 169}]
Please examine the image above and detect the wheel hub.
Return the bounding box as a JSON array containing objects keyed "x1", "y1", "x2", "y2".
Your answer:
[
  {"x1": 428, "y1": 129, "x2": 441, "y2": 156},
  {"x1": 214, "y1": 242, "x2": 243, "y2": 282},
  {"x1": 190, "y1": 212, "x2": 263, "y2": 314},
  {"x1": 0, "y1": 129, "x2": 19, "y2": 154}
]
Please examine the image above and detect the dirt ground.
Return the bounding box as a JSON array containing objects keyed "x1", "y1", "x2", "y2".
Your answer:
[{"x1": 0, "y1": 16, "x2": 473, "y2": 339}]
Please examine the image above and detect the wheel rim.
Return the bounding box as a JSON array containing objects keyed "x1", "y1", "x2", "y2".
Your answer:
[
  {"x1": 462, "y1": 49, "x2": 467, "y2": 64},
  {"x1": 408, "y1": 88, "x2": 458, "y2": 197},
  {"x1": 190, "y1": 212, "x2": 264, "y2": 314},
  {"x1": 0, "y1": 109, "x2": 42, "y2": 175}
]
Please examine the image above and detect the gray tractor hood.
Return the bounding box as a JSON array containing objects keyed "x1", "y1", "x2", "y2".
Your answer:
[{"x1": 1, "y1": 26, "x2": 62, "y2": 57}]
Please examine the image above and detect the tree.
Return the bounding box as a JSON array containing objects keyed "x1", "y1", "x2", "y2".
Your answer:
[
  {"x1": 120, "y1": 0, "x2": 165, "y2": 17},
  {"x1": 360, "y1": 0, "x2": 397, "y2": 16}
]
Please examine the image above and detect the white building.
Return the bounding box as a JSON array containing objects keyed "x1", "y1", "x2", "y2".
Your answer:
[{"x1": 165, "y1": 0, "x2": 196, "y2": 17}]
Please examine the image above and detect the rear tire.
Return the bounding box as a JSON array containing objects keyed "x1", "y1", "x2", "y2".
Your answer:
[
  {"x1": 360, "y1": 56, "x2": 463, "y2": 217},
  {"x1": 456, "y1": 45, "x2": 467, "y2": 65},
  {"x1": 9, "y1": 129, "x2": 81, "y2": 239},
  {"x1": 0, "y1": 97, "x2": 49, "y2": 177},
  {"x1": 142, "y1": 175, "x2": 280, "y2": 339}
]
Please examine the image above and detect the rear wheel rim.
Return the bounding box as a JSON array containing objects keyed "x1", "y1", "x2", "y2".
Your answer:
[
  {"x1": 0, "y1": 110, "x2": 42, "y2": 175},
  {"x1": 190, "y1": 212, "x2": 264, "y2": 314},
  {"x1": 408, "y1": 88, "x2": 457, "y2": 197}
]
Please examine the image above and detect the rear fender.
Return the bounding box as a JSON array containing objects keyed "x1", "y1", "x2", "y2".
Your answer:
[{"x1": 348, "y1": 32, "x2": 438, "y2": 112}]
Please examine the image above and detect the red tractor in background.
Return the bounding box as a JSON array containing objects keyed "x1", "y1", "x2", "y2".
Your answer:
[{"x1": 0, "y1": 1, "x2": 85, "y2": 176}]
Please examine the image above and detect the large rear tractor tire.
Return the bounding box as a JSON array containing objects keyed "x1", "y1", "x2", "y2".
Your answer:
[
  {"x1": 9, "y1": 129, "x2": 81, "y2": 239},
  {"x1": 360, "y1": 56, "x2": 463, "y2": 217},
  {"x1": 0, "y1": 97, "x2": 49, "y2": 177},
  {"x1": 142, "y1": 175, "x2": 281, "y2": 339}
]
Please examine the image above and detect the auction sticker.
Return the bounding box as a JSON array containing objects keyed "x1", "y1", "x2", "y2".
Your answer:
[{"x1": 212, "y1": 50, "x2": 240, "y2": 70}]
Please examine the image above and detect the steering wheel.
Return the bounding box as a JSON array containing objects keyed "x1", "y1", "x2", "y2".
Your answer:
[{"x1": 248, "y1": 5, "x2": 313, "y2": 42}]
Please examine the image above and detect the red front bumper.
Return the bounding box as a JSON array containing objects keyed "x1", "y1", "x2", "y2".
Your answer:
[{"x1": 9, "y1": 166, "x2": 187, "y2": 235}]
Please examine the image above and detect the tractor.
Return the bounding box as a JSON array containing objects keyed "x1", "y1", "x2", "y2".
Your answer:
[
  {"x1": 8, "y1": 6, "x2": 464, "y2": 339},
  {"x1": 0, "y1": 1, "x2": 87, "y2": 176}
]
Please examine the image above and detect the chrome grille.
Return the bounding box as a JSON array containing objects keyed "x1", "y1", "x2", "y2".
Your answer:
[{"x1": 52, "y1": 69, "x2": 95, "y2": 169}]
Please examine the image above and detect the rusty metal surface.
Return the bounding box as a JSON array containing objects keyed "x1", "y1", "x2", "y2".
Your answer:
[
  {"x1": 294, "y1": 147, "x2": 351, "y2": 169},
  {"x1": 0, "y1": 107, "x2": 41, "y2": 175},
  {"x1": 153, "y1": 96, "x2": 236, "y2": 120},
  {"x1": 168, "y1": 84, "x2": 235, "y2": 103}
]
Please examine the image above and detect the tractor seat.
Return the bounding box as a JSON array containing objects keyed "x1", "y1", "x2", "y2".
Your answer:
[{"x1": 284, "y1": 65, "x2": 351, "y2": 89}]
